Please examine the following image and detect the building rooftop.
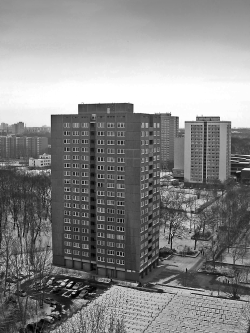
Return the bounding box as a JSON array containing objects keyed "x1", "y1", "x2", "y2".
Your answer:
[{"x1": 53, "y1": 285, "x2": 247, "y2": 333}]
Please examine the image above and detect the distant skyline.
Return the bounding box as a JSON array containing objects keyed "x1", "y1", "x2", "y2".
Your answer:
[{"x1": 1, "y1": 0, "x2": 250, "y2": 128}]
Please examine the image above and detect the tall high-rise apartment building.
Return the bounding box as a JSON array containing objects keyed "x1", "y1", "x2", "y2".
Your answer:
[
  {"x1": 184, "y1": 116, "x2": 231, "y2": 184},
  {"x1": 159, "y1": 113, "x2": 179, "y2": 170},
  {"x1": 51, "y1": 103, "x2": 161, "y2": 281}
]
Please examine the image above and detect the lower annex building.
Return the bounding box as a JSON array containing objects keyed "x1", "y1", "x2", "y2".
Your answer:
[{"x1": 51, "y1": 103, "x2": 161, "y2": 281}]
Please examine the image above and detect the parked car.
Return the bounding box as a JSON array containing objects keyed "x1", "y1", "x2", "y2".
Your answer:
[
  {"x1": 46, "y1": 277, "x2": 56, "y2": 286},
  {"x1": 77, "y1": 289, "x2": 88, "y2": 298},
  {"x1": 62, "y1": 290, "x2": 73, "y2": 298},
  {"x1": 40, "y1": 316, "x2": 55, "y2": 324},
  {"x1": 59, "y1": 279, "x2": 70, "y2": 287},
  {"x1": 72, "y1": 282, "x2": 84, "y2": 290},
  {"x1": 6, "y1": 277, "x2": 18, "y2": 283},
  {"x1": 66, "y1": 280, "x2": 75, "y2": 289},
  {"x1": 52, "y1": 286, "x2": 62, "y2": 293},
  {"x1": 50, "y1": 312, "x2": 61, "y2": 320},
  {"x1": 82, "y1": 285, "x2": 96, "y2": 293},
  {"x1": 44, "y1": 297, "x2": 58, "y2": 305},
  {"x1": 14, "y1": 289, "x2": 27, "y2": 297}
]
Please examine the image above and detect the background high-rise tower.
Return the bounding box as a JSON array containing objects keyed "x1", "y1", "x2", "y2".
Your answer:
[{"x1": 184, "y1": 116, "x2": 231, "y2": 184}]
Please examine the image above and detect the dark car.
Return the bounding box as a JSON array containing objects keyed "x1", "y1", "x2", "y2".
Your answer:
[
  {"x1": 72, "y1": 282, "x2": 84, "y2": 290},
  {"x1": 52, "y1": 286, "x2": 62, "y2": 293},
  {"x1": 6, "y1": 277, "x2": 18, "y2": 283},
  {"x1": 82, "y1": 285, "x2": 96, "y2": 293},
  {"x1": 77, "y1": 289, "x2": 88, "y2": 298},
  {"x1": 14, "y1": 289, "x2": 27, "y2": 297},
  {"x1": 44, "y1": 297, "x2": 58, "y2": 305}
]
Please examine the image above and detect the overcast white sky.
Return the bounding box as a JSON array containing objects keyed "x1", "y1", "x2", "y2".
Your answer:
[{"x1": 1, "y1": 0, "x2": 250, "y2": 127}]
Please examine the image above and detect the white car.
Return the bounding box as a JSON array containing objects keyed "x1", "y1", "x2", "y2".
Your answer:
[{"x1": 59, "y1": 279, "x2": 70, "y2": 287}]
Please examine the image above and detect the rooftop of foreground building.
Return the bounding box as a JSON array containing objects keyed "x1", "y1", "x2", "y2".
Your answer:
[{"x1": 52, "y1": 284, "x2": 249, "y2": 333}]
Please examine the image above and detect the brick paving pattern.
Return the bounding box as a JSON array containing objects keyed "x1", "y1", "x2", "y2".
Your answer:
[{"x1": 95, "y1": 286, "x2": 247, "y2": 333}]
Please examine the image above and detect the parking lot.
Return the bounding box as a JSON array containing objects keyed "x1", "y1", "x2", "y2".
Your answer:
[{"x1": 16, "y1": 274, "x2": 111, "y2": 332}]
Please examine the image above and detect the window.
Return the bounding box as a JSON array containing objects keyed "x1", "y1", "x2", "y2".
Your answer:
[
  {"x1": 73, "y1": 227, "x2": 80, "y2": 232},
  {"x1": 107, "y1": 225, "x2": 115, "y2": 231},
  {"x1": 64, "y1": 249, "x2": 72, "y2": 254},
  {"x1": 64, "y1": 226, "x2": 71, "y2": 231},
  {"x1": 81, "y1": 147, "x2": 88, "y2": 153},
  {"x1": 107, "y1": 233, "x2": 115, "y2": 239},
  {"x1": 117, "y1": 201, "x2": 124, "y2": 206},
  {"x1": 97, "y1": 148, "x2": 104, "y2": 153},
  {"x1": 107, "y1": 242, "x2": 115, "y2": 247},
  {"x1": 117, "y1": 226, "x2": 125, "y2": 232},
  {"x1": 64, "y1": 234, "x2": 71, "y2": 239},
  {"x1": 64, "y1": 203, "x2": 71, "y2": 208},
  {"x1": 72, "y1": 139, "x2": 80, "y2": 144},
  {"x1": 73, "y1": 171, "x2": 80, "y2": 177},
  {"x1": 117, "y1": 123, "x2": 125, "y2": 128},
  {"x1": 107, "y1": 140, "x2": 115, "y2": 145},
  {"x1": 117, "y1": 235, "x2": 125, "y2": 240},
  {"x1": 107, "y1": 157, "x2": 115, "y2": 162},
  {"x1": 64, "y1": 171, "x2": 71, "y2": 176},
  {"x1": 117, "y1": 140, "x2": 125, "y2": 145},
  {"x1": 81, "y1": 220, "x2": 89, "y2": 226},
  {"x1": 107, "y1": 166, "x2": 115, "y2": 171},
  {"x1": 64, "y1": 163, "x2": 70, "y2": 168},
  {"x1": 107, "y1": 131, "x2": 115, "y2": 136},
  {"x1": 107, "y1": 123, "x2": 115, "y2": 128},
  {"x1": 64, "y1": 210, "x2": 71, "y2": 216},
  {"x1": 117, "y1": 209, "x2": 125, "y2": 215},
  {"x1": 82, "y1": 228, "x2": 88, "y2": 233},
  {"x1": 117, "y1": 218, "x2": 125, "y2": 223},
  {"x1": 117, "y1": 175, "x2": 125, "y2": 180},
  {"x1": 107, "y1": 200, "x2": 115, "y2": 205},
  {"x1": 117, "y1": 157, "x2": 125, "y2": 163},
  {"x1": 97, "y1": 224, "x2": 105, "y2": 229},
  {"x1": 116, "y1": 243, "x2": 124, "y2": 248},
  {"x1": 97, "y1": 232, "x2": 105, "y2": 238},
  {"x1": 82, "y1": 236, "x2": 89, "y2": 241},
  {"x1": 72, "y1": 131, "x2": 79, "y2": 136},
  {"x1": 72, "y1": 123, "x2": 79, "y2": 128},
  {"x1": 81, "y1": 123, "x2": 89, "y2": 128},
  {"x1": 97, "y1": 131, "x2": 105, "y2": 136},
  {"x1": 107, "y1": 183, "x2": 115, "y2": 188},
  {"x1": 73, "y1": 242, "x2": 80, "y2": 248},
  {"x1": 97, "y1": 240, "x2": 105, "y2": 246},
  {"x1": 116, "y1": 259, "x2": 125, "y2": 265},
  {"x1": 107, "y1": 148, "x2": 115, "y2": 154},
  {"x1": 107, "y1": 250, "x2": 115, "y2": 255},
  {"x1": 64, "y1": 218, "x2": 71, "y2": 223},
  {"x1": 82, "y1": 251, "x2": 89, "y2": 257},
  {"x1": 107, "y1": 174, "x2": 115, "y2": 180},
  {"x1": 82, "y1": 244, "x2": 89, "y2": 249},
  {"x1": 97, "y1": 165, "x2": 105, "y2": 171},
  {"x1": 97, "y1": 122, "x2": 105, "y2": 128},
  {"x1": 117, "y1": 166, "x2": 124, "y2": 172},
  {"x1": 64, "y1": 123, "x2": 70, "y2": 128},
  {"x1": 97, "y1": 257, "x2": 105, "y2": 262},
  {"x1": 107, "y1": 258, "x2": 115, "y2": 263},
  {"x1": 73, "y1": 250, "x2": 80, "y2": 255},
  {"x1": 97, "y1": 207, "x2": 105, "y2": 213},
  {"x1": 97, "y1": 140, "x2": 105, "y2": 145},
  {"x1": 116, "y1": 251, "x2": 124, "y2": 257}
]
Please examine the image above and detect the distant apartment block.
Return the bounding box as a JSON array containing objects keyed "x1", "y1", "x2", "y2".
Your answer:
[
  {"x1": 51, "y1": 103, "x2": 161, "y2": 281},
  {"x1": 0, "y1": 136, "x2": 48, "y2": 159},
  {"x1": 159, "y1": 113, "x2": 179, "y2": 170},
  {"x1": 184, "y1": 116, "x2": 231, "y2": 184},
  {"x1": 24, "y1": 126, "x2": 51, "y2": 134},
  {"x1": 173, "y1": 136, "x2": 184, "y2": 179},
  {"x1": 29, "y1": 154, "x2": 51, "y2": 167}
]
